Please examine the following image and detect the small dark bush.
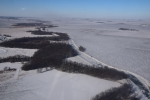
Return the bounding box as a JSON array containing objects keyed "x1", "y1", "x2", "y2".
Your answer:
[
  {"x1": 3, "y1": 34, "x2": 11, "y2": 37},
  {"x1": 79, "y1": 46, "x2": 86, "y2": 52}
]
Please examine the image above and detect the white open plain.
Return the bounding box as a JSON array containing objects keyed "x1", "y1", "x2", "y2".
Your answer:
[
  {"x1": 48, "y1": 19, "x2": 150, "y2": 81},
  {"x1": 0, "y1": 18, "x2": 150, "y2": 100}
]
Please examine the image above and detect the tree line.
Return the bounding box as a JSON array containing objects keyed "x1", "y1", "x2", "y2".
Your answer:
[
  {"x1": 0, "y1": 34, "x2": 69, "y2": 49},
  {"x1": 27, "y1": 30, "x2": 53, "y2": 35},
  {"x1": 0, "y1": 55, "x2": 30, "y2": 63},
  {"x1": 92, "y1": 83, "x2": 140, "y2": 100},
  {"x1": 27, "y1": 30, "x2": 68, "y2": 36}
]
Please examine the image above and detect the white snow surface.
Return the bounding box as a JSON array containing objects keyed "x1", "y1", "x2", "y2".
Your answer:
[
  {"x1": 0, "y1": 69, "x2": 120, "y2": 100},
  {"x1": 0, "y1": 18, "x2": 150, "y2": 99},
  {"x1": 0, "y1": 49, "x2": 6, "y2": 54},
  {"x1": 0, "y1": 62, "x2": 22, "y2": 70},
  {"x1": 0, "y1": 47, "x2": 37, "y2": 57},
  {"x1": 66, "y1": 56, "x2": 91, "y2": 65},
  {"x1": 47, "y1": 19, "x2": 150, "y2": 81}
]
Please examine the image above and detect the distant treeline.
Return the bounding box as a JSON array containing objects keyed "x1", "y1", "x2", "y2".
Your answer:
[
  {"x1": 27, "y1": 30, "x2": 69, "y2": 38},
  {"x1": 119, "y1": 28, "x2": 138, "y2": 31},
  {"x1": 12, "y1": 23, "x2": 58, "y2": 28},
  {"x1": 92, "y1": 83, "x2": 140, "y2": 100},
  {"x1": 0, "y1": 55, "x2": 30, "y2": 63},
  {"x1": 59, "y1": 61, "x2": 128, "y2": 80},
  {"x1": 22, "y1": 60, "x2": 127, "y2": 80},
  {"x1": 27, "y1": 30, "x2": 53, "y2": 35},
  {"x1": 0, "y1": 34, "x2": 69, "y2": 49},
  {"x1": 13, "y1": 23, "x2": 43, "y2": 27}
]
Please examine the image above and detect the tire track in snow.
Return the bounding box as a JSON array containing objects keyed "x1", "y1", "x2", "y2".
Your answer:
[{"x1": 13, "y1": 68, "x2": 20, "y2": 79}]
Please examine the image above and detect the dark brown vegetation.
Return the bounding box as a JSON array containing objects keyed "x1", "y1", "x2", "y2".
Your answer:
[
  {"x1": 13, "y1": 23, "x2": 43, "y2": 27},
  {"x1": 22, "y1": 43, "x2": 78, "y2": 70},
  {"x1": 3, "y1": 34, "x2": 11, "y2": 37},
  {"x1": 3, "y1": 67, "x2": 16, "y2": 71},
  {"x1": 0, "y1": 34, "x2": 69, "y2": 49},
  {"x1": 12, "y1": 23, "x2": 58, "y2": 28},
  {"x1": 57, "y1": 61, "x2": 128, "y2": 80},
  {"x1": 79, "y1": 46, "x2": 86, "y2": 52},
  {"x1": 92, "y1": 83, "x2": 140, "y2": 100},
  {"x1": 0, "y1": 55, "x2": 30, "y2": 63},
  {"x1": 119, "y1": 28, "x2": 138, "y2": 31},
  {"x1": 27, "y1": 30, "x2": 53, "y2": 35},
  {"x1": 27, "y1": 30, "x2": 67, "y2": 36},
  {"x1": 96, "y1": 22, "x2": 104, "y2": 23}
]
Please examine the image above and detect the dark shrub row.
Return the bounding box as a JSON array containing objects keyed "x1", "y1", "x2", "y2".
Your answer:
[
  {"x1": 119, "y1": 28, "x2": 138, "y2": 31},
  {"x1": 27, "y1": 30, "x2": 53, "y2": 35},
  {"x1": 0, "y1": 55, "x2": 30, "y2": 63},
  {"x1": 12, "y1": 22, "x2": 58, "y2": 28},
  {"x1": 13, "y1": 23, "x2": 44, "y2": 27},
  {"x1": 0, "y1": 34, "x2": 69, "y2": 49},
  {"x1": 3, "y1": 34, "x2": 11, "y2": 37},
  {"x1": 0, "y1": 39, "x2": 50, "y2": 49},
  {"x1": 27, "y1": 30, "x2": 69, "y2": 40},
  {"x1": 58, "y1": 61, "x2": 128, "y2": 80},
  {"x1": 92, "y1": 83, "x2": 140, "y2": 100}
]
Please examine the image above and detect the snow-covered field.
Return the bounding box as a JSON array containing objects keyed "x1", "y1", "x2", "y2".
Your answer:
[
  {"x1": 0, "y1": 49, "x2": 5, "y2": 54},
  {"x1": 47, "y1": 19, "x2": 150, "y2": 81},
  {"x1": 0, "y1": 18, "x2": 150, "y2": 100},
  {"x1": 0, "y1": 69, "x2": 120, "y2": 100},
  {"x1": 66, "y1": 56, "x2": 91, "y2": 65},
  {"x1": 0, "y1": 62, "x2": 22, "y2": 70},
  {"x1": 0, "y1": 47, "x2": 37, "y2": 57}
]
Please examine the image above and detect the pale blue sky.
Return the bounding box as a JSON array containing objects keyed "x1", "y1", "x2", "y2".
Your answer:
[{"x1": 0, "y1": 0, "x2": 150, "y2": 19}]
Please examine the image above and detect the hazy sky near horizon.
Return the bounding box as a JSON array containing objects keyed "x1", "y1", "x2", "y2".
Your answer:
[{"x1": 0, "y1": 0, "x2": 150, "y2": 19}]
